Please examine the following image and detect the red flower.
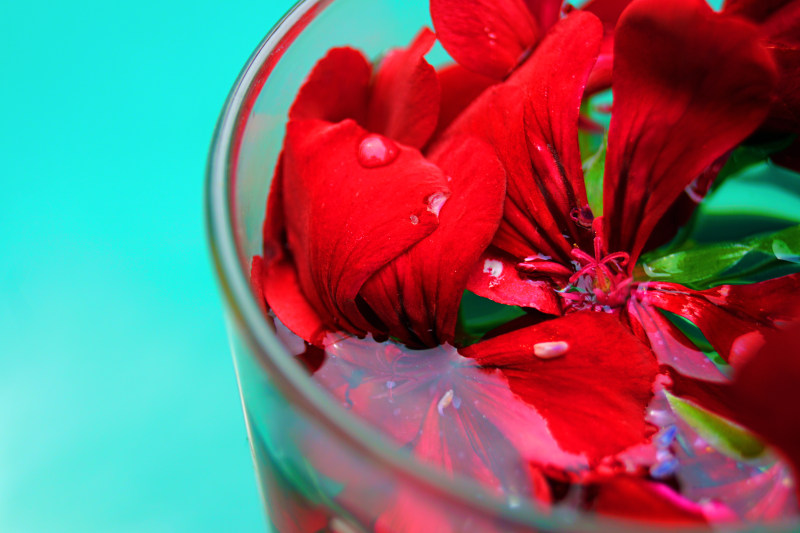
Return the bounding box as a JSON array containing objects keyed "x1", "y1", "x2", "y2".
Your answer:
[
  {"x1": 442, "y1": 0, "x2": 794, "y2": 380},
  {"x1": 256, "y1": 32, "x2": 507, "y2": 347}
]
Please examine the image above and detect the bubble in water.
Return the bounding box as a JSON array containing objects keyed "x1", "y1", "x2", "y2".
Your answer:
[{"x1": 357, "y1": 134, "x2": 399, "y2": 168}]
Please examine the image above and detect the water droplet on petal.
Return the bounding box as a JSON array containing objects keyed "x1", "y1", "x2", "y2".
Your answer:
[
  {"x1": 483, "y1": 259, "x2": 503, "y2": 278},
  {"x1": 650, "y1": 457, "x2": 679, "y2": 479},
  {"x1": 426, "y1": 191, "x2": 449, "y2": 217},
  {"x1": 437, "y1": 389, "x2": 455, "y2": 415},
  {"x1": 410, "y1": 214, "x2": 419, "y2": 225},
  {"x1": 534, "y1": 341, "x2": 569, "y2": 359},
  {"x1": 357, "y1": 134, "x2": 399, "y2": 168}
]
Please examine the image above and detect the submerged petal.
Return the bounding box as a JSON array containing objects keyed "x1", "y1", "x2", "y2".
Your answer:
[
  {"x1": 603, "y1": 0, "x2": 778, "y2": 261},
  {"x1": 462, "y1": 312, "x2": 659, "y2": 463}
]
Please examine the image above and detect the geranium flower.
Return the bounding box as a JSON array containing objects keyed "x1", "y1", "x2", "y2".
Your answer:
[
  {"x1": 440, "y1": 0, "x2": 799, "y2": 383},
  {"x1": 254, "y1": 31, "x2": 508, "y2": 348}
]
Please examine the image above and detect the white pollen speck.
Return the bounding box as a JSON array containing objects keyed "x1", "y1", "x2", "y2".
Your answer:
[
  {"x1": 483, "y1": 259, "x2": 503, "y2": 278},
  {"x1": 437, "y1": 389, "x2": 455, "y2": 415},
  {"x1": 533, "y1": 341, "x2": 569, "y2": 359}
]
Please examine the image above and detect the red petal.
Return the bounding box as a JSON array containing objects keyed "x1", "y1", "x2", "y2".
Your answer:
[
  {"x1": 374, "y1": 491, "x2": 456, "y2": 533},
  {"x1": 641, "y1": 274, "x2": 800, "y2": 366},
  {"x1": 260, "y1": 157, "x2": 329, "y2": 344},
  {"x1": 521, "y1": 0, "x2": 564, "y2": 32},
  {"x1": 281, "y1": 119, "x2": 449, "y2": 335},
  {"x1": 728, "y1": 323, "x2": 800, "y2": 490},
  {"x1": 723, "y1": 0, "x2": 797, "y2": 26},
  {"x1": 432, "y1": 64, "x2": 497, "y2": 143},
  {"x1": 466, "y1": 249, "x2": 562, "y2": 315},
  {"x1": 462, "y1": 311, "x2": 659, "y2": 462},
  {"x1": 250, "y1": 256, "x2": 267, "y2": 314},
  {"x1": 437, "y1": 12, "x2": 603, "y2": 265},
  {"x1": 430, "y1": 0, "x2": 539, "y2": 80},
  {"x1": 582, "y1": 0, "x2": 634, "y2": 30},
  {"x1": 520, "y1": 11, "x2": 603, "y2": 255},
  {"x1": 288, "y1": 47, "x2": 371, "y2": 124},
  {"x1": 591, "y1": 477, "x2": 709, "y2": 524},
  {"x1": 359, "y1": 136, "x2": 506, "y2": 346},
  {"x1": 627, "y1": 298, "x2": 730, "y2": 383},
  {"x1": 603, "y1": 0, "x2": 778, "y2": 261},
  {"x1": 367, "y1": 29, "x2": 441, "y2": 149}
]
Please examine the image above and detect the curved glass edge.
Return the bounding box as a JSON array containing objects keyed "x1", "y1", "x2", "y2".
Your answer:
[{"x1": 204, "y1": 1, "x2": 800, "y2": 532}]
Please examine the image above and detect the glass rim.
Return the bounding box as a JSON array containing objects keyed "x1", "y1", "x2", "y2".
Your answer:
[{"x1": 205, "y1": 1, "x2": 796, "y2": 531}]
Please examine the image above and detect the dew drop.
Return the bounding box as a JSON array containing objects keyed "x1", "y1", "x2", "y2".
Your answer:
[
  {"x1": 437, "y1": 389, "x2": 455, "y2": 415},
  {"x1": 410, "y1": 214, "x2": 419, "y2": 225},
  {"x1": 533, "y1": 341, "x2": 569, "y2": 359},
  {"x1": 483, "y1": 259, "x2": 503, "y2": 278},
  {"x1": 357, "y1": 134, "x2": 399, "y2": 168},
  {"x1": 426, "y1": 191, "x2": 449, "y2": 217}
]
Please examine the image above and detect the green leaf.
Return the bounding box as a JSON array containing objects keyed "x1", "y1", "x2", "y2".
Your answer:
[
  {"x1": 457, "y1": 291, "x2": 526, "y2": 344},
  {"x1": 583, "y1": 133, "x2": 606, "y2": 217},
  {"x1": 713, "y1": 135, "x2": 797, "y2": 187},
  {"x1": 665, "y1": 392, "x2": 765, "y2": 461},
  {"x1": 639, "y1": 224, "x2": 800, "y2": 288}
]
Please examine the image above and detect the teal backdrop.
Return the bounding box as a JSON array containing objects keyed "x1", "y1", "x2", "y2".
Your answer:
[{"x1": 1, "y1": 1, "x2": 294, "y2": 531}]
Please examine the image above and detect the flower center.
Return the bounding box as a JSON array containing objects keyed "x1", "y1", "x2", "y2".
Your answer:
[{"x1": 559, "y1": 217, "x2": 633, "y2": 313}]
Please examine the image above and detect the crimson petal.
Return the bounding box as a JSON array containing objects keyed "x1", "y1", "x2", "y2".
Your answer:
[
  {"x1": 430, "y1": 0, "x2": 539, "y2": 80},
  {"x1": 367, "y1": 29, "x2": 441, "y2": 149},
  {"x1": 466, "y1": 249, "x2": 562, "y2": 315},
  {"x1": 281, "y1": 119, "x2": 450, "y2": 335},
  {"x1": 288, "y1": 47, "x2": 371, "y2": 124},
  {"x1": 462, "y1": 311, "x2": 659, "y2": 463},
  {"x1": 260, "y1": 158, "x2": 328, "y2": 344},
  {"x1": 438, "y1": 12, "x2": 603, "y2": 266},
  {"x1": 431, "y1": 63, "x2": 497, "y2": 143},
  {"x1": 627, "y1": 298, "x2": 730, "y2": 383},
  {"x1": 641, "y1": 274, "x2": 800, "y2": 366},
  {"x1": 582, "y1": 0, "x2": 634, "y2": 30},
  {"x1": 603, "y1": 0, "x2": 778, "y2": 261}
]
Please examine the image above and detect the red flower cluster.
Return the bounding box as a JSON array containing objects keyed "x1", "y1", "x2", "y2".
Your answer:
[{"x1": 252, "y1": 0, "x2": 800, "y2": 527}]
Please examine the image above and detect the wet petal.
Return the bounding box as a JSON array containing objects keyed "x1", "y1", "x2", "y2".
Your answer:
[
  {"x1": 641, "y1": 274, "x2": 800, "y2": 366},
  {"x1": 360, "y1": 135, "x2": 506, "y2": 346},
  {"x1": 603, "y1": 0, "x2": 778, "y2": 261},
  {"x1": 288, "y1": 47, "x2": 371, "y2": 125},
  {"x1": 281, "y1": 119, "x2": 449, "y2": 335},
  {"x1": 430, "y1": 0, "x2": 539, "y2": 80},
  {"x1": 315, "y1": 337, "x2": 583, "y2": 495},
  {"x1": 462, "y1": 311, "x2": 659, "y2": 462},
  {"x1": 368, "y1": 29, "x2": 441, "y2": 149}
]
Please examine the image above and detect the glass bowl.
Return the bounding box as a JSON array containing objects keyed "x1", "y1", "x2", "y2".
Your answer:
[{"x1": 206, "y1": 1, "x2": 799, "y2": 531}]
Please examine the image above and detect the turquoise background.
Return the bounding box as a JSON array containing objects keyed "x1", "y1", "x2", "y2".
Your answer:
[{"x1": 1, "y1": 1, "x2": 294, "y2": 531}]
